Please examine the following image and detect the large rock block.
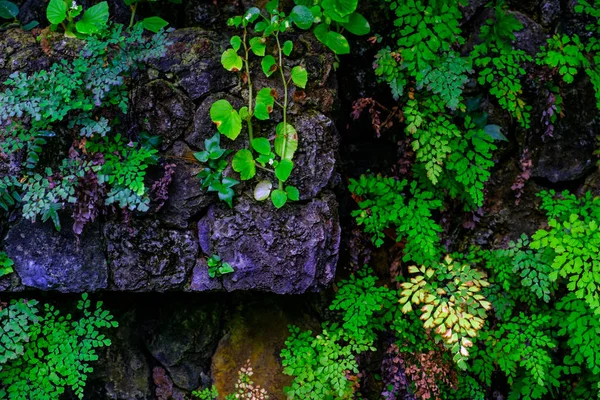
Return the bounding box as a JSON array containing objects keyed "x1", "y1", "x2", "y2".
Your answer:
[
  {"x1": 3, "y1": 218, "x2": 107, "y2": 292},
  {"x1": 103, "y1": 219, "x2": 198, "y2": 291},
  {"x1": 192, "y1": 194, "x2": 340, "y2": 294}
]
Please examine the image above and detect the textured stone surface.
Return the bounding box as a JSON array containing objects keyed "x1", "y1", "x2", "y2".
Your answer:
[
  {"x1": 132, "y1": 79, "x2": 194, "y2": 150},
  {"x1": 151, "y1": 29, "x2": 237, "y2": 101},
  {"x1": 141, "y1": 301, "x2": 224, "y2": 390},
  {"x1": 98, "y1": 311, "x2": 153, "y2": 400},
  {"x1": 194, "y1": 193, "x2": 340, "y2": 294},
  {"x1": 4, "y1": 218, "x2": 107, "y2": 292},
  {"x1": 531, "y1": 79, "x2": 598, "y2": 183},
  {"x1": 156, "y1": 141, "x2": 214, "y2": 229},
  {"x1": 210, "y1": 299, "x2": 305, "y2": 399},
  {"x1": 103, "y1": 219, "x2": 198, "y2": 291}
]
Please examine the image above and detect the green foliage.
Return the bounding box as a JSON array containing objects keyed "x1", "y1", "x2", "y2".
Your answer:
[
  {"x1": 0, "y1": 299, "x2": 39, "y2": 367},
  {"x1": 281, "y1": 268, "x2": 394, "y2": 399},
  {"x1": 556, "y1": 294, "x2": 600, "y2": 378},
  {"x1": 46, "y1": 0, "x2": 109, "y2": 37},
  {"x1": 371, "y1": 0, "x2": 500, "y2": 212},
  {"x1": 0, "y1": 1, "x2": 18, "y2": 20},
  {"x1": 0, "y1": 24, "x2": 170, "y2": 232},
  {"x1": 399, "y1": 256, "x2": 492, "y2": 370},
  {"x1": 537, "y1": 34, "x2": 588, "y2": 83},
  {"x1": 535, "y1": 0, "x2": 600, "y2": 110},
  {"x1": 449, "y1": 191, "x2": 600, "y2": 399},
  {"x1": 123, "y1": 0, "x2": 171, "y2": 33},
  {"x1": 192, "y1": 386, "x2": 219, "y2": 400},
  {"x1": 206, "y1": 254, "x2": 235, "y2": 278},
  {"x1": 329, "y1": 269, "x2": 396, "y2": 344},
  {"x1": 0, "y1": 176, "x2": 20, "y2": 213},
  {"x1": 349, "y1": 174, "x2": 443, "y2": 265},
  {"x1": 290, "y1": 0, "x2": 370, "y2": 55},
  {"x1": 531, "y1": 190, "x2": 600, "y2": 313},
  {"x1": 441, "y1": 117, "x2": 497, "y2": 209},
  {"x1": 20, "y1": 159, "x2": 99, "y2": 231},
  {"x1": 471, "y1": 3, "x2": 532, "y2": 127},
  {"x1": 473, "y1": 313, "x2": 560, "y2": 400},
  {"x1": 0, "y1": 294, "x2": 117, "y2": 399},
  {"x1": 194, "y1": 133, "x2": 239, "y2": 208},
  {"x1": 0, "y1": 252, "x2": 14, "y2": 278},
  {"x1": 87, "y1": 133, "x2": 158, "y2": 212},
  {"x1": 203, "y1": 4, "x2": 313, "y2": 209}
]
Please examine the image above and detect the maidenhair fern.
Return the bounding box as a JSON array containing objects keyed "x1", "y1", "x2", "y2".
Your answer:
[
  {"x1": 471, "y1": 2, "x2": 532, "y2": 127},
  {"x1": 349, "y1": 174, "x2": 443, "y2": 265},
  {"x1": 0, "y1": 294, "x2": 117, "y2": 399},
  {"x1": 399, "y1": 256, "x2": 492, "y2": 370},
  {"x1": 531, "y1": 190, "x2": 600, "y2": 313}
]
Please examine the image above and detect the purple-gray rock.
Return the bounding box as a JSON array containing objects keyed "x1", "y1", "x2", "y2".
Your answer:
[
  {"x1": 99, "y1": 311, "x2": 154, "y2": 400},
  {"x1": 103, "y1": 219, "x2": 198, "y2": 291},
  {"x1": 4, "y1": 218, "x2": 107, "y2": 292},
  {"x1": 151, "y1": 29, "x2": 237, "y2": 101},
  {"x1": 132, "y1": 79, "x2": 194, "y2": 150},
  {"x1": 531, "y1": 78, "x2": 598, "y2": 183},
  {"x1": 156, "y1": 141, "x2": 214, "y2": 229},
  {"x1": 141, "y1": 302, "x2": 224, "y2": 390},
  {"x1": 194, "y1": 193, "x2": 340, "y2": 294}
]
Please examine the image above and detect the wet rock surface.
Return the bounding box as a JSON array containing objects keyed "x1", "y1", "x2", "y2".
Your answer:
[
  {"x1": 195, "y1": 194, "x2": 340, "y2": 294},
  {"x1": 1, "y1": 26, "x2": 341, "y2": 295},
  {"x1": 103, "y1": 219, "x2": 198, "y2": 291},
  {"x1": 4, "y1": 218, "x2": 107, "y2": 292}
]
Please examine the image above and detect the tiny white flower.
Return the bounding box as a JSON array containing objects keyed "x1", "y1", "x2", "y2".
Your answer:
[
  {"x1": 268, "y1": 159, "x2": 274, "y2": 165},
  {"x1": 70, "y1": 1, "x2": 77, "y2": 10}
]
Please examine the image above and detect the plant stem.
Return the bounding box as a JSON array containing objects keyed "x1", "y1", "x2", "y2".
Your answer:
[
  {"x1": 275, "y1": 33, "x2": 288, "y2": 191},
  {"x1": 129, "y1": 3, "x2": 137, "y2": 28},
  {"x1": 256, "y1": 164, "x2": 275, "y2": 173},
  {"x1": 242, "y1": 26, "x2": 254, "y2": 143}
]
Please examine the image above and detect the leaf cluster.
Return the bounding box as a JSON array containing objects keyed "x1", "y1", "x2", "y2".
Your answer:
[
  {"x1": 281, "y1": 268, "x2": 395, "y2": 399},
  {"x1": 0, "y1": 294, "x2": 118, "y2": 399},
  {"x1": 206, "y1": 254, "x2": 235, "y2": 279},
  {"x1": 349, "y1": 174, "x2": 443, "y2": 265}
]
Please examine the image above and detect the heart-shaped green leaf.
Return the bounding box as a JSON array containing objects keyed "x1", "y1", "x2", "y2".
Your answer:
[
  {"x1": 291, "y1": 65, "x2": 308, "y2": 88},
  {"x1": 290, "y1": 5, "x2": 313, "y2": 29},
  {"x1": 271, "y1": 189, "x2": 287, "y2": 208},
  {"x1": 283, "y1": 40, "x2": 293, "y2": 56},
  {"x1": 46, "y1": 0, "x2": 67, "y2": 25},
  {"x1": 275, "y1": 159, "x2": 294, "y2": 181},
  {"x1": 314, "y1": 24, "x2": 350, "y2": 54},
  {"x1": 266, "y1": 0, "x2": 279, "y2": 14},
  {"x1": 217, "y1": 185, "x2": 236, "y2": 207},
  {"x1": 250, "y1": 36, "x2": 267, "y2": 56},
  {"x1": 140, "y1": 16, "x2": 168, "y2": 33},
  {"x1": 76, "y1": 1, "x2": 109, "y2": 34},
  {"x1": 230, "y1": 35, "x2": 242, "y2": 51},
  {"x1": 275, "y1": 122, "x2": 298, "y2": 160},
  {"x1": 219, "y1": 262, "x2": 235, "y2": 275},
  {"x1": 331, "y1": 0, "x2": 357, "y2": 17},
  {"x1": 483, "y1": 124, "x2": 508, "y2": 142},
  {"x1": 254, "y1": 180, "x2": 272, "y2": 201},
  {"x1": 255, "y1": 88, "x2": 275, "y2": 120},
  {"x1": 221, "y1": 48, "x2": 243, "y2": 72},
  {"x1": 321, "y1": 0, "x2": 350, "y2": 22},
  {"x1": 210, "y1": 100, "x2": 242, "y2": 140},
  {"x1": 232, "y1": 149, "x2": 256, "y2": 180},
  {"x1": 285, "y1": 186, "x2": 300, "y2": 201},
  {"x1": 251, "y1": 138, "x2": 271, "y2": 155},
  {"x1": 261, "y1": 55, "x2": 277, "y2": 77},
  {"x1": 194, "y1": 151, "x2": 209, "y2": 162},
  {"x1": 244, "y1": 7, "x2": 261, "y2": 24},
  {"x1": 204, "y1": 132, "x2": 221, "y2": 152},
  {"x1": 0, "y1": 1, "x2": 19, "y2": 19},
  {"x1": 340, "y1": 12, "x2": 370, "y2": 35}
]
